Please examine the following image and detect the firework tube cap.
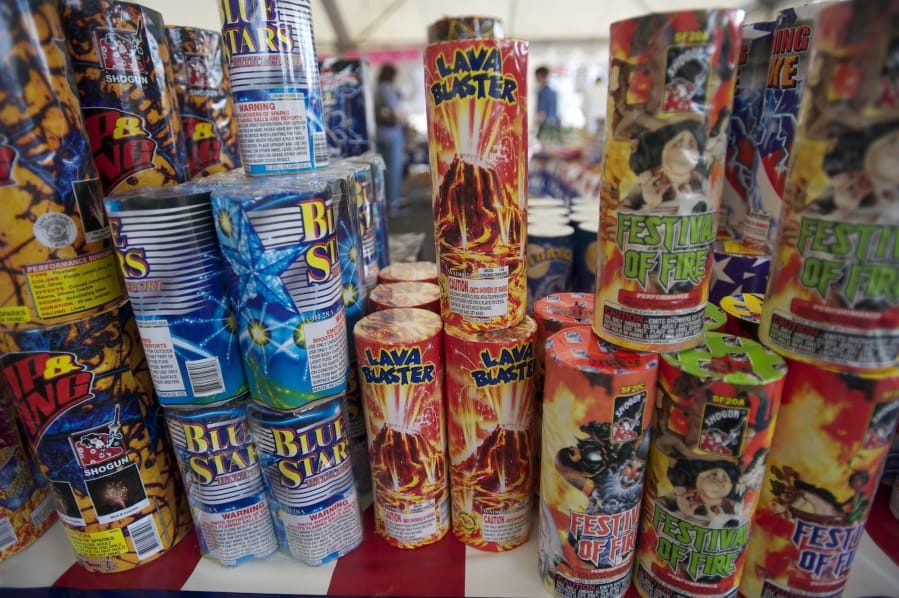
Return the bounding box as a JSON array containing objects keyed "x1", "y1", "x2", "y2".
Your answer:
[
  {"x1": 369, "y1": 282, "x2": 441, "y2": 314},
  {"x1": 378, "y1": 261, "x2": 439, "y2": 285}
]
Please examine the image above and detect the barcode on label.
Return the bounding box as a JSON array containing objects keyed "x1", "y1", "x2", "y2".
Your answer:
[
  {"x1": 128, "y1": 515, "x2": 162, "y2": 561},
  {"x1": 186, "y1": 357, "x2": 225, "y2": 396},
  {"x1": 0, "y1": 516, "x2": 17, "y2": 551},
  {"x1": 312, "y1": 132, "x2": 329, "y2": 164}
]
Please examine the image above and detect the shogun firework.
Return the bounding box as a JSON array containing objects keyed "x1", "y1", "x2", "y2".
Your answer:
[
  {"x1": 212, "y1": 176, "x2": 347, "y2": 409},
  {"x1": 354, "y1": 308, "x2": 449, "y2": 548},
  {"x1": 319, "y1": 58, "x2": 372, "y2": 159},
  {"x1": 634, "y1": 332, "x2": 786, "y2": 598},
  {"x1": 708, "y1": 239, "x2": 770, "y2": 306},
  {"x1": 527, "y1": 224, "x2": 575, "y2": 313},
  {"x1": 424, "y1": 38, "x2": 529, "y2": 331},
  {"x1": 218, "y1": 0, "x2": 328, "y2": 174},
  {"x1": 104, "y1": 184, "x2": 247, "y2": 406},
  {"x1": 164, "y1": 396, "x2": 278, "y2": 566},
  {"x1": 427, "y1": 16, "x2": 505, "y2": 42},
  {"x1": 758, "y1": 0, "x2": 899, "y2": 372},
  {"x1": 539, "y1": 327, "x2": 657, "y2": 598},
  {"x1": 0, "y1": 0, "x2": 122, "y2": 327},
  {"x1": 379, "y1": 261, "x2": 439, "y2": 285},
  {"x1": 739, "y1": 362, "x2": 899, "y2": 598},
  {"x1": 444, "y1": 317, "x2": 537, "y2": 551},
  {"x1": 248, "y1": 396, "x2": 363, "y2": 565},
  {"x1": 369, "y1": 282, "x2": 441, "y2": 314},
  {"x1": 62, "y1": 0, "x2": 189, "y2": 196},
  {"x1": 595, "y1": 10, "x2": 743, "y2": 352},
  {"x1": 166, "y1": 26, "x2": 241, "y2": 178},
  {"x1": 0, "y1": 301, "x2": 192, "y2": 573}
]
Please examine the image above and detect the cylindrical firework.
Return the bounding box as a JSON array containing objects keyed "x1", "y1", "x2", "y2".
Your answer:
[
  {"x1": 0, "y1": 0, "x2": 123, "y2": 327},
  {"x1": 335, "y1": 160, "x2": 380, "y2": 293},
  {"x1": 166, "y1": 26, "x2": 241, "y2": 178},
  {"x1": 758, "y1": 0, "x2": 899, "y2": 372},
  {"x1": 62, "y1": 0, "x2": 189, "y2": 196},
  {"x1": 104, "y1": 184, "x2": 247, "y2": 406},
  {"x1": 634, "y1": 332, "x2": 786, "y2": 598},
  {"x1": 164, "y1": 395, "x2": 278, "y2": 566},
  {"x1": 739, "y1": 362, "x2": 899, "y2": 598},
  {"x1": 527, "y1": 208, "x2": 570, "y2": 226},
  {"x1": 369, "y1": 282, "x2": 441, "y2": 314},
  {"x1": 319, "y1": 58, "x2": 373, "y2": 159},
  {"x1": 527, "y1": 223, "x2": 575, "y2": 312},
  {"x1": 746, "y1": 5, "x2": 822, "y2": 249},
  {"x1": 218, "y1": 0, "x2": 328, "y2": 175},
  {"x1": 212, "y1": 176, "x2": 348, "y2": 409},
  {"x1": 708, "y1": 239, "x2": 771, "y2": 306},
  {"x1": 248, "y1": 396, "x2": 363, "y2": 565},
  {"x1": 529, "y1": 197, "x2": 567, "y2": 210},
  {"x1": 444, "y1": 317, "x2": 537, "y2": 551},
  {"x1": 348, "y1": 152, "x2": 390, "y2": 269},
  {"x1": 354, "y1": 308, "x2": 449, "y2": 548},
  {"x1": 573, "y1": 218, "x2": 599, "y2": 294},
  {"x1": 704, "y1": 302, "x2": 728, "y2": 332},
  {"x1": 427, "y1": 16, "x2": 504, "y2": 42},
  {"x1": 0, "y1": 300, "x2": 192, "y2": 573},
  {"x1": 721, "y1": 293, "x2": 763, "y2": 341},
  {"x1": 425, "y1": 38, "x2": 529, "y2": 331},
  {"x1": 539, "y1": 326, "x2": 658, "y2": 598},
  {"x1": 595, "y1": 9, "x2": 744, "y2": 352},
  {"x1": 344, "y1": 361, "x2": 370, "y2": 493},
  {"x1": 718, "y1": 21, "x2": 775, "y2": 240},
  {"x1": 379, "y1": 261, "x2": 439, "y2": 285}
]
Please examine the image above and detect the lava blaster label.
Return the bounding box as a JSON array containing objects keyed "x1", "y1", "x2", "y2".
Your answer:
[
  {"x1": 759, "y1": 1, "x2": 899, "y2": 372},
  {"x1": 424, "y1": 39, "x2": 528, "y2": 331},
  {"x1": 596, "y1": 10, "x2": 744, "y2": 353}
]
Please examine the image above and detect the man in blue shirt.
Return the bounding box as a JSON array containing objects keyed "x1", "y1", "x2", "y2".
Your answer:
[{"x1": 536, "y1": 66, "x2": 560, "y2": 141}]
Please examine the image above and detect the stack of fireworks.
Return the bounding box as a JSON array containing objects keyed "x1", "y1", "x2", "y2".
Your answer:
[{"x1": 319, "y1": 58, "x2": 374, "y2": 159}]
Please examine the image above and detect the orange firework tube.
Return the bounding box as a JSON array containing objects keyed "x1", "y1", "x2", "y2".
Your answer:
[
  {"x1": 444, "y1": 317, "x2": 537, "y2": 551},
  {"x1": 354, "y1": 308, "x2": 449, "y2": 548},
  {"x1": 369, "y1": 282, "x2": 441, "y2": 314},
  {"x1": 533, "y1": 292, "x2": 594, "y2": 394},
  {"x1": 427, "y1": 16, "x2": 505, "y2": 42},
  {"x1": 721, "y1": 293, "x2": 763, "y2": 341},
  {"x1": 595, "y1": 9, "x2": 743, "y2": 352},
  {"x1": 758, "y1": 0, "x2": 899, "y2": 372},
  {"x1": 425, "y1": 38, "x2": 528, "y2": 332},
  {"x1": 378, "y1": 261, "x2": 439, "y2": 285},
  {"x1": 166, "y1": 26, "x2": 241, "y2": 178},
  {"x1": 0, "y1": 0, "x2": 123, "y2": 327},
  {"x1": 62, "y1": 0, "x2": 189, "y2": 196},
  {"x1": 0, "y1": 300, "x2": 192, "y2": 573},
  {"x1": 634, "y1": 332, "x2": 786, "y2": 598},
  {"x1": 539, "y1": 327, "x2": 658, "y2": 598},
  {"x1": 739, "y1": 362, "x2": 899, "y2": 598}
]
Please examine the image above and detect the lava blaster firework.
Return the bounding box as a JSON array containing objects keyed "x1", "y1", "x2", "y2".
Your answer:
[
  {"x1": 104, "y1": 183, "x2": 247, "y2": 406},
  {"x1": 427, "y1": 16, "x2": 505, "y2": 42},
  {"x1": 444, "y1": 317, "x2": 538, "y2": 551},
  {"x1": 166, "y1": 26, "x2": 240, "y2": 178},
  {"x1": 634, "y1": 332, "x2": 786, "y2": 598},
  {"x1": 354, "y1": 308, "x2": 449, "y2": 548},
  {"x1": 758, "y1": 0, "x2": 899, "y2": 372},
  {"x1": 0, "y1": 300, "x2": 192, "y2": 573},
  {"x1": 369, "y1": 282, "x2": 441, "y2": 314},
  {"x1": 739, "y1": 361, "x2": 899, "y2": 597},
  {"x1": 0, "y1": 0, "x2": 123, "y2": 328},
  {"x1": 424, "y1": 36, "x2": 529, "y2": 331},
  {"x1": 379, "y1": 261, "x2": 439, "y2": 285},
  {"x1": 539, "y1": 326, "x2": 658, "y2": 598},
  {"x1": 595, "y1": 9, "x2": 743, "y2": 352},
  {"x1": 62, "y1": 0, "x2": 189, "y2": 196},
  {"x1": 164, "y1": 395, "x2": 278, "y2": 566}
]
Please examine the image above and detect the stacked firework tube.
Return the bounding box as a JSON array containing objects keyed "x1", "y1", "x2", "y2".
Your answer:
[
  {"x1": 379, "y1": 261, "x2": 439, "y2": 285},
  {"x1": 369, "y1": 282, "x2": 441, "y2": 314},
  {"x1": 349, "y1": 152, "x2": 391, "y2": 269},
  {"x1": 319, "y1": 58, "x2": 374, "y2": 159},
  {"x1": 526, "y1": 223, "x2": 575, "y2": 313},
  {"x1": 62, "y1": 0, "x2": 190, "y2": 196},
  {"x1": 166, "y1": 26, "x2": 241, "y2": 178},
  {"x1": 338, "y1": 159, "x2": 382, "y2": 292},
  {"x1": 594, "y1": 9, "x2": 744, "y2": 353}
]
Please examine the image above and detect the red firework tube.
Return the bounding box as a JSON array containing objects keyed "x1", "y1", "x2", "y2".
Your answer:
[
  {"x1": 425, "y1": 38, "x2": 528, "y2": 332},
  {"x1": 378, "y1": 261, "x2": 439, "y2": 285},
  {"x1": 533, "y1": 291, "x2": 595, "y2": 393},
  {"x1": 444, "y1": 317, "x2": 538, "y2": 551},
  {"x1": 634, "y1": 332, "x2": 786, "y2": 598},
  {"x1": 368, "y1": 282, "x2": 441, "y2": 314},
  {"x1": 353, "y1": 308, "x2": 449, "y2": 548},
  {"x1": 758, "y1": 0, "x2": 899, "y2": 372},
  {"x1": 595, "y1": 9, "x2": 744, "y2": 353},
  {"x1": 739, "y1": 361, "x2": 899, "y2": 597},
  {"x1": 539, "y1": 326, "x2": 658, "y2": 598}
]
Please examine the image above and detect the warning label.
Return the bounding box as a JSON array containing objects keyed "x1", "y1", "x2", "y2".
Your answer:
[
  {"x1": 305, "y1": 310, "x2": 348, "y2": 393},
  {"x1": 381, "y1": 496, "x2": 448, "y2": 544},
  {"x1": 137, "y1": 320, "x2": 185, "y2": 395},
  {"x1": 64, "y1": 526, "x2": 129, "y2": 558},
  {"x1": 235, "y1": 96, "x2": 311, "y2": 169},
  {"x1": 448, "y1": 276, "x2": 509, "y2": 319},
  {"x1": 281, "y1": 494, "x2": 362, "y2": 564},
  {"x1": 602, "y1": 302, "x2": 705, "y2": 345},
  {"x1": 22, "y1": 248, "x2": 123, "y2": 321},
  {"x1": 199, "y1": 499, "x2": 277, "y2": 564}
]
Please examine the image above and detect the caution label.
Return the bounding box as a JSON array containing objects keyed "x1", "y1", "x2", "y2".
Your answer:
[{"x1": 64, "y1": 526, "x2": 129, "y2": 558}]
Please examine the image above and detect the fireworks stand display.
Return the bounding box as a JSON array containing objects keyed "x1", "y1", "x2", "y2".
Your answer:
[{"x1": 0, "y1": 1, "x2": 898, "y2": 598}]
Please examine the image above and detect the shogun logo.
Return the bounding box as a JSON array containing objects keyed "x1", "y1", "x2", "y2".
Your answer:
[
  {"x1": 616, "y1": 212, "x2": 716, "y2": 290},
  {"x1": 1, "y1": 352, "x2": 94, "y2": 444},
  {"x1": 794, "y1": 217, "x2": 899, "y2": 306},
  {"x1": 790, "y1": 519, "x2": 864, "y2": 579},
  {"x1": 182, "y1": 116, "x2": 223, "y2": 174},
  {"x1": 269, "y1": 415, "x2": 348, "y2": 488},
  {"x1": 768, "y1": 24, "x2": 811, "y2": 89},
  {"x1": 470, "y1": 342, "x2": 535, "y2": 387},
  {"x1": 220, "y1": 0, "x2": 295, "y2": 57},
  {"x1": 299, "y1": 198, "x2": 339, "y2": 283},
  {"x1": 0, "y1": 137, "x2": 16, "y2": 186},
  {"x1": 430, "y1": 46, "x2": 518, "y2": 106},
  {"x1": 864, "y1": 400, "x2": 899, "y2": 450},
  {"x1": 568, "y1": 506, "x2": 640, "y2": 568},
  {"x1": 83, "y1": 107, "x2": 156, "y2": 194},
  {"x1": 96, "y1": 28, "x2": 148, "y2": 85},
  {"x1": 360, "y1": 347, "x2": 435, "y2": 385},
  {"x1": 180, "y1": 418, "x2": 258, "y2": 485}
]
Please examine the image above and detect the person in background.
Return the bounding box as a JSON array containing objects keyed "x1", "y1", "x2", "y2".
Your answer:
[
  {"x1": 375, "y1": 63, "x2": 407, "y2": 215},
  {"x1": 535, "y1": 65, "x2": 560, "y2": 142},
  {"x1": 582, "y1": 74, "x2": 607, "y2": 135}
]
